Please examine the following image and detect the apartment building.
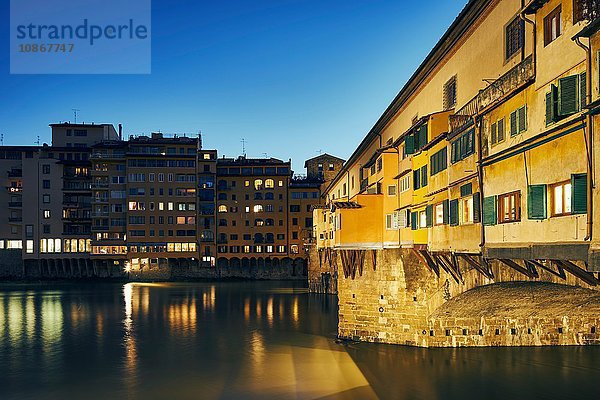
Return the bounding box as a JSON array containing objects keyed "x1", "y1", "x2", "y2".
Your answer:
[
  {"x1": 0, "y1": 123, "x2": 331, "y2": 277},
  {"x1": 314, "y1": 0, "x2": 600, "y2": 272}
]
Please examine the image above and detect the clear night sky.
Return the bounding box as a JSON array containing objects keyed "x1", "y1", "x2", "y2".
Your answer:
[{"x1": 0, "y1": 0, "x2": 467, "y2": 171}]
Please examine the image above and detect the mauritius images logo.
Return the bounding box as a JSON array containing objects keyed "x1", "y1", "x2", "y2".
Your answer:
[{"x1": 10, "y1": 0, "x2": 151, "y2": 74}]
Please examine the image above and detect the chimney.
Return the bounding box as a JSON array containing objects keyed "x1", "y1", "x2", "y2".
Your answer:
[{"x1": 118, "y1": 124, "x2": 122, "y2": 141}]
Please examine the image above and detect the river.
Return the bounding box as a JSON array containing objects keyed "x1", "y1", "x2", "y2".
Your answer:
[{"x1": 0, "y1": 281, "x2": 598, "y2": 399}]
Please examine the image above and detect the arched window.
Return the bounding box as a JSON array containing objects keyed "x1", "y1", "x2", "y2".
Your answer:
[
  {"x1": 254, "y1": 179, "x2": 263, "y2": 190},
  {"x1": 255, "y1": 219, "x2": 264, "y2": 227},
  {"x1": 265, "y1": 179, "x2": 274, "y2": 188},
  {"x1": 265, "y1": 218, "x2": 274, "y2": 226},
  {"x1": 218, "y1": 193, "x2": 227, "y2": 200},
  {"x1": 254, "y1": 193, "x2": 263, "y2": 200},
  {"x1": 200, "y1": 230, "x2": 214, "y2": 241},
  {"x1": 266, "y1": 233, "x2": 274, "y2": 243},
  {"x1": 254, "y1": 233, "x2": 264, "y2": 243},
  {"x1": 253, "y1": 205, "x2": 263, "y2": 213},
  {"x1": 218, "y1": 205, "x2": 227, "y2": 213},
  {"x1": 265, "y1": 192, "x2": 274, "y2": 200}
]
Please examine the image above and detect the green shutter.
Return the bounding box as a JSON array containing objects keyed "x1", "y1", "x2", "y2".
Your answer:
[
  {"x1": 518, "y1": 106, "x2": 527, "y2": 133},
  {"x1": 411, "y1": 211, "x2": 418, "y2": 230},
  {"x1": 498, "y1": 118, "x2": 505, "y2": 141},
  {"x1": 460, "y1": 183, "x2": 472, "y2": 197},
  {"x1": 483, "y1": 196, "x2": 497, "y2": 226},
  {"x1": 510, "y1": 110, "x2": 518, "y2": 136},
  {"x1": 405, "y1": 134, "x2": 415, "y2": 154},
  {"x1": 527, "y1": 184, "x2": 547, "y2": 220},
  {"x1": 441, "y1": 148, "x2": 447, "y2": 170},
  {"x1": 418, "y1": 125, "x2": 428, "y2": 150},
  {"x1": 571, "y1": 173, "x2": 588, "y2": 214},
  {"x1": 546, "y1": 86, "x2": 557, "y2": 125},
  {"x1": 558, "y1": 75, "x2": 579, "y2": 116},
  {"x1": 443, "y1": 199, "x2": 450, "y2": 224},
  {"x1": 426, "y1": 205, "x2": 433, "y2": 227},
  {"x1": 491, "y1": 122, "x2": 497, "y2": 144},
  {"x1": 449, "y1": 199, "x2": 459, "y2": 226},
  {"x1": 413, "y1": 170, "x2": 420, "y2": 190},
  {"x1": 473, "y1": 192, "x2": 481, "y2": 223},
  {"x1": 421, "y1": 165, "x2": 428, "y2": 187},
  {"x1": 580, "y1": 72, "x2": 587, "y2": 109}
]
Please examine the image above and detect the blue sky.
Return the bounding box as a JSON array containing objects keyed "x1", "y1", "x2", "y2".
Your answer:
[{"x1": 0, "y1": 0, "x2": 467, "y2": 172}]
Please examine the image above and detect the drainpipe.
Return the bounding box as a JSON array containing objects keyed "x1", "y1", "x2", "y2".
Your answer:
[
  {"x1": 574, "y1": 35, "x2": 594, "y2": 241},
  {"x1": 475, "y1": 115, "x2": 485, "y2": 249},
  {"x1": 519, "y1": 6, "x2": 536, "y2": 78}
]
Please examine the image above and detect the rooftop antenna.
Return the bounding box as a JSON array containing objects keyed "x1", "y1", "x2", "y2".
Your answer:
[
  {"x1": 72, "y1": 108, "x2": 80, "y2": 123},
  {"x1": 262, "y1": 152, "x2": 268, "y2": 158},
  {"x1": 1, "y1": 134, "x2": 3, "y2": 146},
  {"x1": 35, "y1": 135, "x2": 40, "y2": 145},
  {"x1": 198, "y1": 130, "x2": 202, "y2": 149},
  {"x1": 241, "y1": 138, "x2": 247, "y2": 157}
]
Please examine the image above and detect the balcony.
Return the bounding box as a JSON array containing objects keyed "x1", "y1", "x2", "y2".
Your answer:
[
  {"x1": 8, "y1": 202, "x2": 22, "y2": 207},
  {"x1": 63, "y1": 182, "x2": 92, "y2": 191},
  {"x1": 7, "y1": 169, "x2": 22, "y2": 178},
  {"x1": 9, "y1": 217, "x2": 22, "y2": 223},
  {"x1": 90, "y1": 182, "x2": 109, "y2": 189},
  {"x1": 91, "y1": 211, "x2": 110, "y2": 217},
  {"x1": 449, "y1": 55, "x2": 534, "y2": 135},
  {"x1": 90, "y1": 153, "x2": 125, "y2": 159},
  {"x1": 91, "y1": 226, "x2": 109, "y2": 231}
]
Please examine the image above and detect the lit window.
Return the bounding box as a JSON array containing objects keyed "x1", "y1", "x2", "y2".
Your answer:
[
  {"x1": 460, "y1": 196, "x2": 474, "y2": 225},
  {"x1": 265, "y1": 179, "x2": 274, "y2": 188},
  {"x1": 159, "y1": 202, "x2": 164, "y2": 211},
  {"x1": 203, "y1": 153, "x2": 211, "y2": 160},
  {"x1": 419, "y1": 210, "x2": 427, "y2": 228},
  {"x1": 26, "y1": 240, "x2": 33, "y2": 254},
  {"x1": 278, "y1": 180, "x2": 283, "y2": 187},
  {"x1": 551, "y1": 181, "x2": 571, "y2": 216},
  {"x1": 218, "y1": 205, "x2": 228, "y2": 213},
  {"x1": 129, "y1": 202, "x2": 137, "y2": 211},
  {"x1": 254, "y1": 179, "x2": 263, "y2": 190},
  {"x1": 245, "y1": 180, "x2": 250, "y2": 187},
  {"x1": 43, "y1": 210, "x2": 51, "y2": 219},
  {"x1": 434, "y1": 203, "x2": 444, "y2": 225},
  {"x1": 253, "y1": 205, "x2": 264, "y2": 213},
  {"x1": 498, "y1": 191, "x2": 521, "y2": 223},
  {"x1": 168, "y1": 202, "x2": 174, "y2": 211}
]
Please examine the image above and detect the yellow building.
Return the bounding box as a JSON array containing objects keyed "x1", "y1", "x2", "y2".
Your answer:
[{"x1": 314, "y1": 0, "x2": 600, "y2": 272}]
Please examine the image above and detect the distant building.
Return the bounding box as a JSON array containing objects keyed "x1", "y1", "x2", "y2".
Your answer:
[{"x1": 0, "y1": 123, "x2": 337, "y2": 277}]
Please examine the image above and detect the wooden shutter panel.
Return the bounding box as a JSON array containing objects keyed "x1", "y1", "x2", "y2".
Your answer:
[
  {"x1": 421, "y1": 166, "x2": 428, "y2": 187},
  {"x1": 426, "y1": 205, "x2": 433, "y2": 227},
  {"x1": 527, "y1": 184, "x2": 547, "y2": 220},
  {"x1": 419, "y1": 125, "x2": 428, "y2": 150},
  {"x1": 473, "y1": 192, "x2": 481, "y2": 223},
  {"x1": 580, "y1": 72, "x2": 587, "y2": 109},
  {"x1": 405, "y1": 135, "x2": 415, "y2": 154},
  {"x1": 558, "y1": 75, "x2": 579, "y2": 116},
  {"x1": 443, "y1": 199, "x2": 450, "y2": 224},
  {"x1": 518, "y1": 106, "x2": 527, "y2": 133},
  {"x1": 483, "y1": 196, "x2": 497, "y2": 226},
  {"x1": 546, "y1": 86, "x2": 557, "y2": 125},
  {"x1": 413, "y1": 170, "x2": 420, "y2": 190},
  {"x1": 491, "y1": 122, "x2": 497, "y2": 144},
  {"x1": 449, "y1": 199, "x2": 459, "y2": 226},
  {"x1": 510, "y1": 110, "x2": 518, "y2": 136},
  {"x1": 411, "y1": 211, "x2": 418, "y2": 230},
  {"x1": 498, "y1": 118, "x2": 505, "y2": 141},
  {"x1": 405, "y1": 210, "x2": 411, "y2": 228},
  {"x1": 460, "y1": 183, "x2": 472, "y2": 197},
  {"x1": 571, "y1": 173, "x2": 587, "y2": 214}
]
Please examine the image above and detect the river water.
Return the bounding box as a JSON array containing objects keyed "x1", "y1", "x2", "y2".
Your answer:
[{"x1": 0, "y1": 281, "x2": 598, "y2": 400}]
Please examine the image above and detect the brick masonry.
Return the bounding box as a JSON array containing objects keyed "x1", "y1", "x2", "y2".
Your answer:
[{"x1": 309, "y1": 247, "x2": 600, "y2": 347}]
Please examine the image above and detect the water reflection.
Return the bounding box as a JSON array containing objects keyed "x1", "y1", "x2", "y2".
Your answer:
[{"x1": 0, "y1": 282, "x2": 598, "y2": 400}]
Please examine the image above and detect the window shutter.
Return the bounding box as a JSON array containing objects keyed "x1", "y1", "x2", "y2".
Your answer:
[
  {"x1": 571, "y1": 173, "x2": 588, "y2": 214},
  {"x1": 498, "y1": 118, "x2": 505, "y2": 142},
  {"x1": 405, "y1": 135, "x2": 415, "y2": 154},
  {"x1": 419, "y1": 125, "x2": 428, "y2": 150},
  {"x1": 580, "y1": 72, "x2": 587, "y2": 109},
  {"x1": 460, "y1": 183, "x2": 472, "y2": 197},
  {"x1": 473, "y1": 192, "x2": 481, "y2": 223},
  {"x1": 510, "y1": 110, "x2": 518, "y2": 136},
  {"x1": 546, "y1": 85, "x2": 557, "y2": 125},
  {"x1": 483, "y1": 196, "x2": 497, "y2": 226},
  {"x1": 413, "y1": 170, "x2": 420, "y2": 190},
  {"x1": 426, "y1": 205, "x2": 433, "y2": 227},
  {"x1": 443, "y1": 199, "x2": 450, "y2": 224},
  {"x1": 558, "y1": 75, "x2": 579, "y2": 116},
  {"x1": 411, "y1": 211, "x2": 418, "y2": 230},
  {"x1": 527, "y1": 184, "x2": 547, "y2": 220},
  {"x1": 421, "y1": 166, "x2": 428, "y2": 187},
  {"x1": 518, "y1": 106, "x2": 527, "y2": 133},
  {"x1": 491, "y1": 122, "x2": 497, "y2": 144},
  {"x1": 405, "y1": 210, "x2": 411, "y2": 228},
  {"x1": 449, "y1": 199, "x2": 459, "y2": 226}
]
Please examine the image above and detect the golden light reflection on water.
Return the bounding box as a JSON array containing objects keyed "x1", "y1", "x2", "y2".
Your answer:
[
  {"x1": 122, "y1": 283, "x2": 138, "y2": 393},
  {"x1": 267, "y1": 297, "x2": 274, "y2": 327},
  {"x1": 168, "y1": 296, "x2": 197, "y2": 334}
]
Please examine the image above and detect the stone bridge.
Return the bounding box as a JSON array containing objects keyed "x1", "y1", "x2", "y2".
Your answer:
[{"x1": 308, "y1": 247, "x2": 600, "y2": 347}]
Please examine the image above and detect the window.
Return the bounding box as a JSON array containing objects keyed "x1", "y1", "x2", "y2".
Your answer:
[
  {"x1": 443, "y1": 76, "x2": 457, "y2": 110},
  {"x1": 430, "y1": 148, "x2": 448, "y2": 176},
  {"x1": 490, "y1": 118, "x2": 506, "y2": 145},
  {"x1": 290, "y1": 205, "x2": 300, "y2": 212},
  {"x1": 505, "y1": 16, "x2": 525, "y2": 60},
  {"x1": 550, "y1": 181, "x2": 572, "y2": 216},
  {"x1": 419, "y1": 210, "x2": 427, "y2": 228},
  {"x1": 43, "y1": 194, "x2": 50, "y2": 203},
  {"x1": 413, "y1": 165, "x2": 428, "y2": 190},
  {"x1": 387, "y1": 185, "x2": 396, "y2": 196},
  {"x1": 43, "y1": 180, "x2": 50, "y2": 189},
  {"x1": 43, "y1": 210, "x2": 51, "y2": 219},
  {"x1": 460, "y1": 195, "x2": 474, "y2": 225},
  {"x1": 434, "y1": 202, "x2": 445, "y2": 225},
  {"x1": 254, "y1": 179, "x2": 263, "y2": 190},
  {"x1": 400, "y1": 174, "x2": 411, "y2": 193},
  {"x1": 42, "y1": 164, "x2": 50, "y2": 174},
  {"x1": 43, "y1": 225, "x2": 50, "y2": 234},
  {"x1": 498, "y1": 191, "x2": 521, "y2": 223},
  {"x1": 451, "y1": 129, "x2": 475, "y2": 163},
  {"x1": 544, "y1": 6, "x2": 561, "y2": 46},
  {"x1": 265, "y1": 179, "x2": 274, "y2": 188},
  {"x1": 253, "y1": 205, "x2": 263, "y2": 213}
]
